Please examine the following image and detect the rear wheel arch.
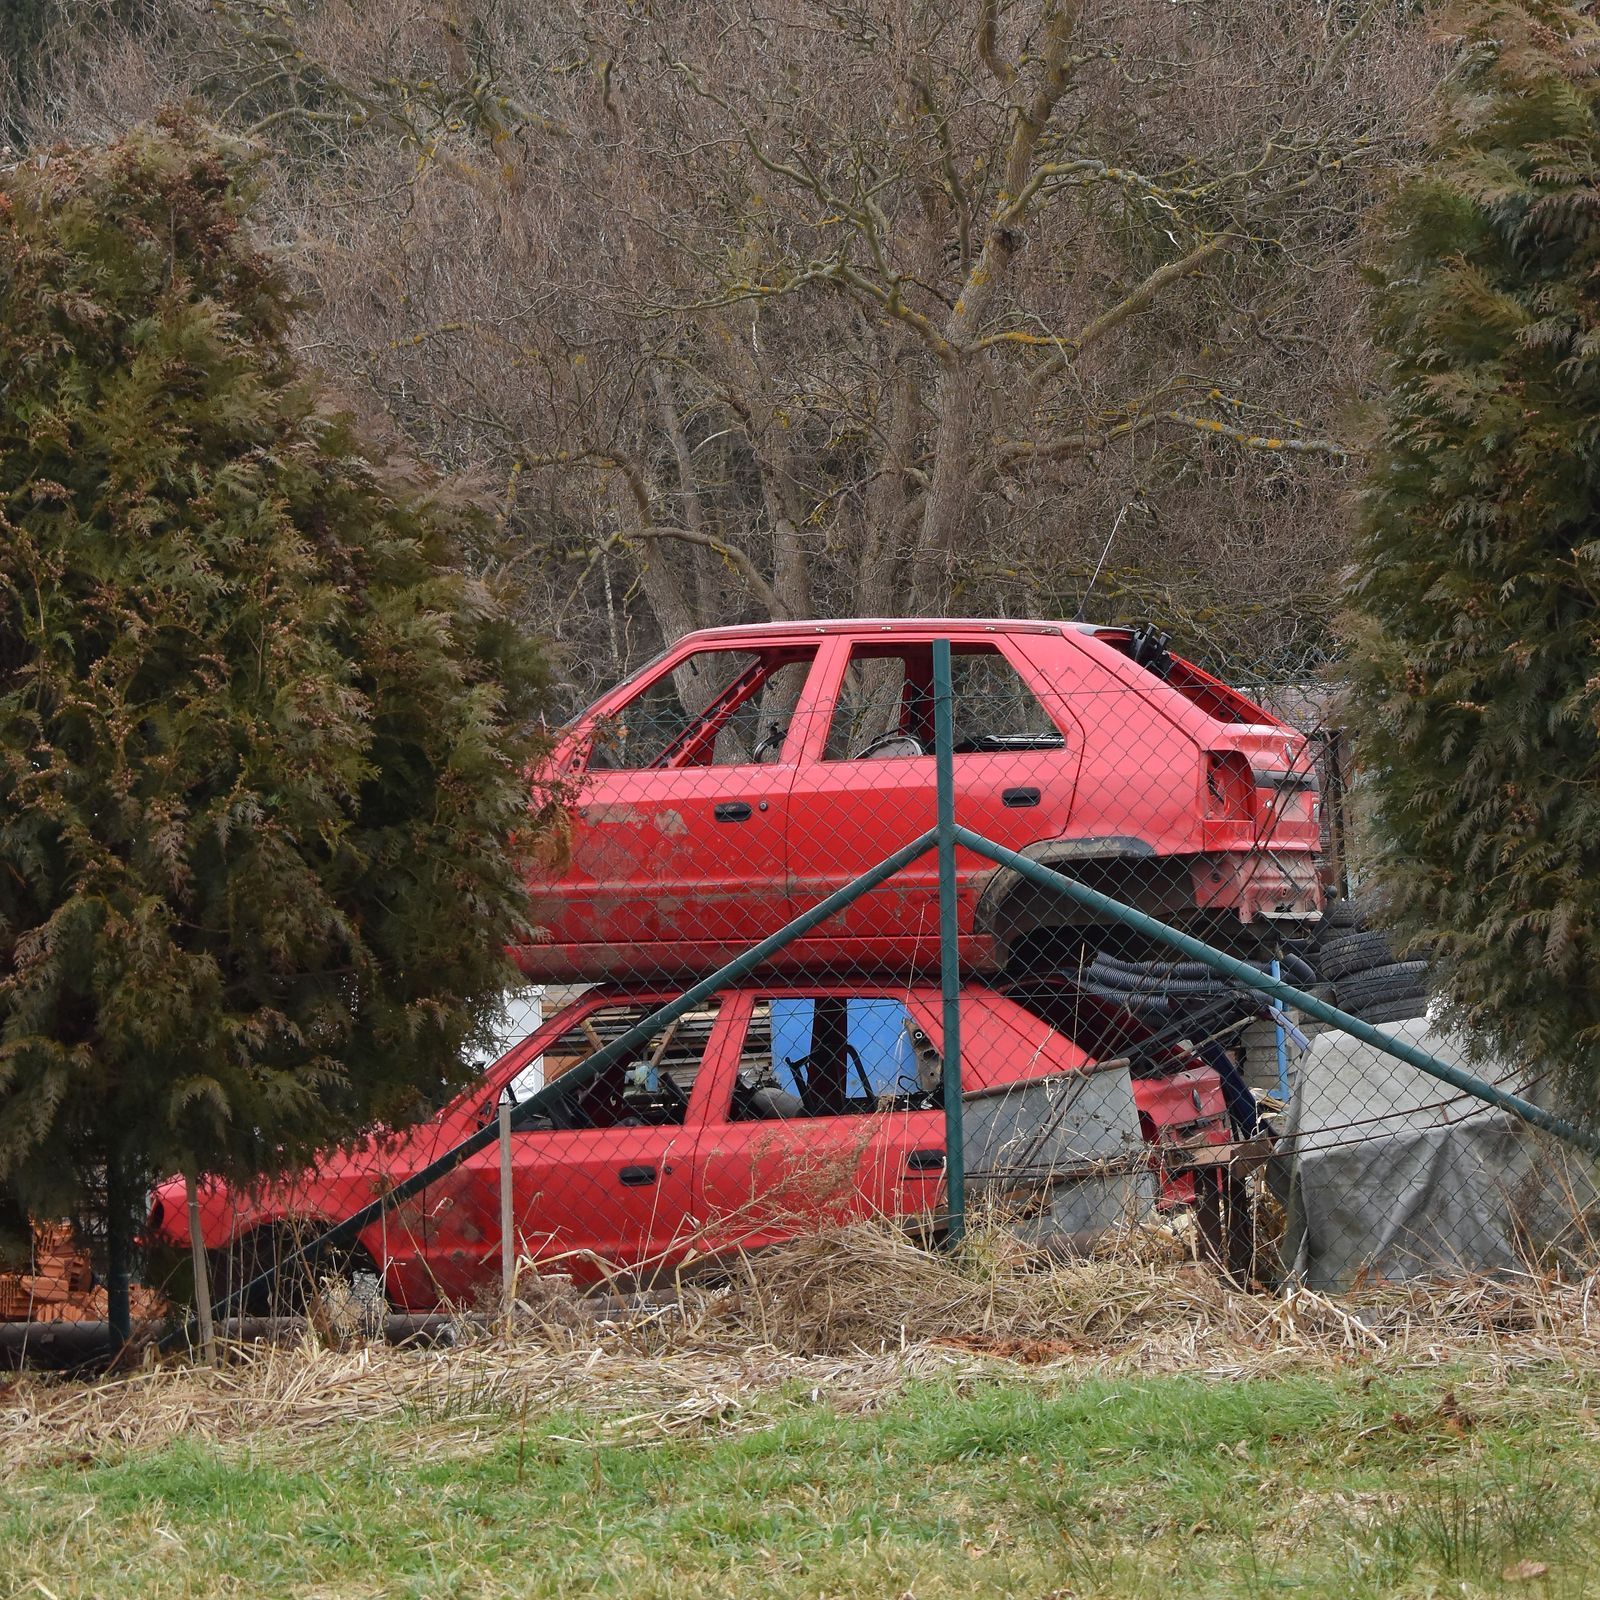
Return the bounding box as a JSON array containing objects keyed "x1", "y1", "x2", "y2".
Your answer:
[
  {"x1": 980, "y1": 844, "x2": 1186, "y2": 968},
  {"x1": 208, "y1": 1218, "x2": 381, "y2": 1317},
  {"x1": 982, "y1": 847, "x2": 1285, "y2": 975}
]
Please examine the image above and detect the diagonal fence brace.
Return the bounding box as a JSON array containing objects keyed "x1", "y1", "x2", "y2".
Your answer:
[
  {"x1": 955, "y1": 824, "x2": 1600, "y2": 1158},
  {"x1": 165, "y1": 825, "x2": 945, "y2": 1345}
]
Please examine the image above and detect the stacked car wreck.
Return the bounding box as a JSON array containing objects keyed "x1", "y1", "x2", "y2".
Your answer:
[{"x1": 147, "y1": 619, "x2": 1333, "y2": 1308}]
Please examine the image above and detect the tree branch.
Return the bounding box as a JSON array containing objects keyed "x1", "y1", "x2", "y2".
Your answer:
[{"x1": 628, "y1": 525, "x2": 788, "y2": 619}]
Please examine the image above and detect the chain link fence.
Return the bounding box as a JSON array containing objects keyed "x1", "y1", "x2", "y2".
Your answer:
[{"x1": 8, "y1": 620, "x2": 1596, "y2": 1353}]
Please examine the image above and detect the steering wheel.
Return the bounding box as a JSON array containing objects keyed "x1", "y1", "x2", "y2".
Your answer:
[
  {"x1": 852, "y1": 731, "x2": 927, "y2": 760},
  {"x1": 752, "y1": 722, "x2": 787, "y2": 762},
  {"x1": 787, "y1": 1043, "x2": 875, "y2": 1114}
]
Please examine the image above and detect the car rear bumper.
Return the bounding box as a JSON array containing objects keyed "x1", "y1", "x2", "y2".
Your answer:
[{"x1": 1191, "y1": 848, "x2": 1323, "y2": 923}]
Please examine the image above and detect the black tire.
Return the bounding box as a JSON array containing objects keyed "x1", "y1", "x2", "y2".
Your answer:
[
  {"x1": 1317, "y1": 930, "x2": 1395, "y2": 981},
  {"x1": 1350, "y1": 994, "x2": 1431, "y2": 1026},
  {"x1": 1320, "y1": 898, "x2": 1365, "y2": 932},
  {"x1": 1335, "y1": 960, "x2": 1430, "y2": 1013},
  {"x1": 1276, "y1": 952, "x2": 1319, "y2": 987},
  {"x1": 210, "y1": 1227, "x2": 301, "y2": 1317}
]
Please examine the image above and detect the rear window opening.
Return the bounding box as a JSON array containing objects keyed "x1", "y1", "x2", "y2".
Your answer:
[
  {"x1": 825, "y1": 641, "x2": 1066, "y2": 760},
  {"x1": 1092, "y1": 625, "x2": 1277, "y2": 726}
]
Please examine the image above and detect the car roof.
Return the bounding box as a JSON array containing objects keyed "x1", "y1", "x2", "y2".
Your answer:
[{"x1": 672, "y1": 617, "x2": 1101, "y2": 646}]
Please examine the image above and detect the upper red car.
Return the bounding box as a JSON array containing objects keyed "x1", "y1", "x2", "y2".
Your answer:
[
  {"x1": 149, "y1": 977, "x2": 1231, "y2": 1312},
  {"x1": 519, "y1": 619, "x2": 1322, "y2": 983}
]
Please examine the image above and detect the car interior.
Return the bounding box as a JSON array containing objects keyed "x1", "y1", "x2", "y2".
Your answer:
[
  {"x1": 502, "y1": 1004, "x2": 720, "y2": 1130},
  {"x1": 823, "y1": 643, "x2": 1066, "y2": 760},
  {"x1": 729, "y1": 997, "x2": 942, "y2": 1120},
  {"x1": 583, "y1": 638, "x2": 1072, "y2": 772},
  {"x1": 585, "y1": 647, "x2": 817, "y2": 770}
]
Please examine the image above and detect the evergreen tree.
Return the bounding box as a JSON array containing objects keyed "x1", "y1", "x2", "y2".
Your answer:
[
  {"x1": 1349, "y1": 0, "x2": 1600, "y2": 1109},
  {"x1": 0, "y1": 118, "x2": 546, "y2": 1297}
]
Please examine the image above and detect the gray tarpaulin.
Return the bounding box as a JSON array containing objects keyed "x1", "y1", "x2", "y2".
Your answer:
[{"x1": 1281, "y1": 1016, "x2": 1597, "y2": 1289}]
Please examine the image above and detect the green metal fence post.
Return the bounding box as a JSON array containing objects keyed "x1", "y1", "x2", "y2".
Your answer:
[{"x1": 932, "y1": 639, "x2": 966, "y2": 1245}]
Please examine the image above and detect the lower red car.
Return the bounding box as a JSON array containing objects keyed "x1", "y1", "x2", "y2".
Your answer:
[{"x1": 148, "y1": 979, "x2": 1231, "y2": 1311}]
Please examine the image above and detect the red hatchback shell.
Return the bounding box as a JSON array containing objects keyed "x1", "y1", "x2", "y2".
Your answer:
[
  {"x1": 151, "y1": 979, "x2": 1231, "y2": 1311},
  {"x1": 518, "y1": 619, "x2": 1321, "y2": 984}
]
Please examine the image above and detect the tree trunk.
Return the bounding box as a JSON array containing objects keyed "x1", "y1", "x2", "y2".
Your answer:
[
  {"x1": 104, "y1": 1152, "x2": 134, "y2": 1353},
  {"x1": 911, "y1": 356, "x2": 981, "y2": 612}
]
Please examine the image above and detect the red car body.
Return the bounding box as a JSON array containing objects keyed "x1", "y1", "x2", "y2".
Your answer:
[
  {"x1": 518, "y1": 619, "x2": 1321, "y2": 984},
  {"x1": 150, "y1": 979, "x2": 1230, "y2": 1310}
]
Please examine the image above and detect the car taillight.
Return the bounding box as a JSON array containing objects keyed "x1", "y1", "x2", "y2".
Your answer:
[{"x1": 1205, "y1": 752, "x2": 1255, "y2": 821}]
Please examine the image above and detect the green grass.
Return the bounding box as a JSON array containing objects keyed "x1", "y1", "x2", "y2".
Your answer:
[{"x1": 5, "y1": 1363, "x2": 1600, "y2": 1598}]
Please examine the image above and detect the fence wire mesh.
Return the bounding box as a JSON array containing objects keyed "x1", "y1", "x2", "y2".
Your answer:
[{"x1": 9, "y1": 619, "x2": 1595, "y2": 1343}]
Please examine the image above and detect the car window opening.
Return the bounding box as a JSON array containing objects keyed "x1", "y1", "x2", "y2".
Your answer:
[
  {"x1": 823, "y1": 643, "x2": 1064, "y2": 761},
  {"x1": 508, "y1": 1002, "x2": 720, "y2": 1130},
  {"x1": 731, "y1": 997, "x2": 940, "y2": 1120},
  {"x1": 587, "y1": 648, "x2": 817, "y2": 771},
  {"x1": 1092, "y1": 626, "x2": 1277, "y2": 725}
]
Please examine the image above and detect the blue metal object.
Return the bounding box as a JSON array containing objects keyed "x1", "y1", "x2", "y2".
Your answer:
[
  {"x1": 772, "y1": 999, "x2": 916, "y2": 1097},
  {"x1": 932, "y1": 638, "x2": 966, "y2": 1244},
  {"x1": 955, "y1": 824, "x2": 1600, "y2": 1157},
  {"x1": 1270, "y1": 958, "x2": 1290, "y2": 1101}
]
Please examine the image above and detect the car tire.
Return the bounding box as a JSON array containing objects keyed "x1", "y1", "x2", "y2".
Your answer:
[
  {"x1": 209, "y1": 1227, "x2": 296, "y2": 1318},
  {"x1": 1319, "y1": 898, "x2": 1366, "y2": 932},
  {"x1": 1334, "y1": 960, "x2": 1430, "y2": 1013},
  {"x1": 1347, "y1": 994, "x2": 1431, "y2": 1026},
  {"x1": 1317, "y1": 930, "x2": 1396, "y2": 981}
]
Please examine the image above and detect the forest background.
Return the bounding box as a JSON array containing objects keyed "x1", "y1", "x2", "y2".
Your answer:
[{"x1": 1, "y1": 0, "x2": 1444, "y2": 710}]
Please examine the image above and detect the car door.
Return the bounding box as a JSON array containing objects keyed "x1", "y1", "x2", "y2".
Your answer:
[
  {"x1": 423, "y1": 995, "x2": 733, "y2": 1297},
  {"x1": 691, "y1": 991, "x2": 948, "y2": 1258},
  {"x1": 784, "y1": 632, "x2": 1081, "y2": 954},
  {"x1": 528, "y1": 641, "x2": 821, "y2": 969}
]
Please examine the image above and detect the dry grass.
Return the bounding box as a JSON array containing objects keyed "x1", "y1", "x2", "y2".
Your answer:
[
  {"x1": 683, "y1": 1215, "x2": 1600, "y2": 1371},
  {"x1": 6, "y1": 1217, "x2": 1600, "y2": 1477}
]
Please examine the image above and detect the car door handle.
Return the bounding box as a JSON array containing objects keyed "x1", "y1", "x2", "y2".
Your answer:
[
  {"x1": 1002, "y1": 787, "x2": 1041, "y2": 808},
  {"x1": 904, "y1": 1148, "x2": 946, "y2": 1174},
  {"x1": 714, "y1": 802, "x2": 752, "y2": 822},
  {"x1": 617, "y1": 1165, "x2": 657, "y2": 1186}
]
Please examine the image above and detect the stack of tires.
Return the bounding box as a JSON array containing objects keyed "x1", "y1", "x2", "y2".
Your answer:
[{"x1": 1314, "y1": 899, "x2": 1430, "y2": 1026}]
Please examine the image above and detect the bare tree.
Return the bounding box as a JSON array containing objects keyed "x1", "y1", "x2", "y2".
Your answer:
[{"x1": 31, "y1": 0, "x2": 1440, "y2": 701}]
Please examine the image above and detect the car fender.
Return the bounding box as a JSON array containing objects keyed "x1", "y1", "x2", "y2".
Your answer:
[{"x1": 973, "y1": 835, "x2": 1161, "y2": 933}]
